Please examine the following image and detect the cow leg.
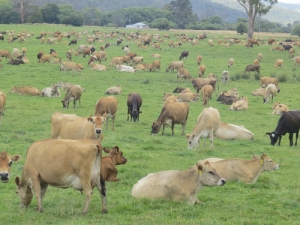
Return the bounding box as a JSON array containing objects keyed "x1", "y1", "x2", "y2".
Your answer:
[
  {"x1": 289, "y1": 133, "x2": 294, "y2": 146},
  {"x1": 171, "y1": 121, "x2": 175, "y2": 135},
  {"x1": 96, "y1": 175, "x2": 108, "y2": 214},
  {"x1": 31, "y1": 176, "x2": 43, "y2": 212},
  {"x1": 278, "y1": 135, "x2": 282, "y2": 146},
  {"x1": 80, "y1": 177, "x2": 93, "y2": 214},
  {"x1": 73, "y1": 99, "x2": 76, "y2": 108},
  {"x1": 181, "y1": 122, "x2": 186, "y2": 135},
  {"x1": 210, "y1": 129, "x2": 214, "y2": 148},
  {"x1": 295, "y1": 132, "x2": 299, "y2": 146},
  {"x1": 40, "y1": 182, "x2": 48, "y2": 201},
  {"x1": 162, "y1": 124, "x2": 166, "y2": 135},
  {"x1": 112, "y1": 116, "x2": 115, "y2": 131}
]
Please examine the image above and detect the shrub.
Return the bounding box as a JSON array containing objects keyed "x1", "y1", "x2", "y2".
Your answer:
[{"x1": 278, "y1": 74, "x2": 287, "y2": 82}]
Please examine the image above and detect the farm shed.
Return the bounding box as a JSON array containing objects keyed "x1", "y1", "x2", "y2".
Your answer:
[{"x1": 126, "y1": 22, "x2": 149, "y2": 29}]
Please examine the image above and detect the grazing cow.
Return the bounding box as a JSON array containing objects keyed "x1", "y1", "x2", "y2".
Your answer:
[
  {"x1": 102, "y1": 146, "x2": 127, "y2": 181},
  {"x1": 198, "y1": 154, "x2": 279, "y2": 184},
  {"x1": 191, "y1": 78, "x2": 217, "y2": 93},
  {"x1": 0, "y1": 151, "x2": 21, "y2": 183},
  {"x1": 61, "y1": 85, "x2": 82, "y2": 108},
  {"x1": 201, "y1": 84, "x2": 213, "y2": 106},
  {"x1": 131, "y1": 161, "x2": 226, "y2": 204},
  {"x1": 198, "y1": 65, "x2": 206, "y2": 77},
  {"x1": 266, "y1": 110, "x2": 300, "y2": 146},
  {"x1": 166, "y1": 61, "x2": 184, "y2": 72},
  {"x1": 272, "y1": 103, "x2": 289, "y2": 115},
  {"x1": 215, "y1": 121, "x2": 254, "y2": 140},
  {"x1": 95, "y1": 96, "x2": 118, "y2": 131},
  {"x1": 263, "y1": 84, "x2": 277, "y2": 103},
  {"x1": 274, "y1": 59, "x2": 283, "y2": 69},
  {"x1": 177, "y1": 68, "x2": 192, "y2": 82},
  {"x1": 51, "y1": 112, "x2": 105, "y2": 142},
  {"x1": 187, "y1": 107, "x2": 220, "y2": 149},
  {"x1": 0, "y1": 92, "x2": 6, "y2": 123},
  {"x1": 196, "y1": 55, "x2": 202, "y2": 65},
  {"x1": 292, "y1": 56, "x2": 300, "y2": 66},
  {"x1": 60, "y1": 61, "x2": 83, "y2": 74},
  {"x1": 105, "y1": 85, "x2": 122, "y2": 95},
  {"x1": 217, "y1": 92, "x2": 238, "y2": 105},
  {"x1": 228, "y1": 58, "x2": 234, "y2": 68},
  {"x1": 221, "y1": 70, "x2": 229, "y2": 85},
  {"x1": 15, "y1": 139, "x2": 107, "y2": 214},
  {"x1": 280, "y1": 43, "x2": 293, "y2": 51},
  {"x1": 9, "y1": 86, "x2": 41, "y2": 96},
  {"x1": 69, "y1": 39, "x2": 77, "y2": 46},
  {"x1": 245, "y1": 64, "x2": 260, "y2": 74},
  {"x1": 179, "y1": 51, "x2": 189, "y2": 60},
  {"x1": 127, "y1": 92, "x2": 142, "y2": 122},
  {"x1": 151, "y1": 102, "x2": 189, "y2": 135}
]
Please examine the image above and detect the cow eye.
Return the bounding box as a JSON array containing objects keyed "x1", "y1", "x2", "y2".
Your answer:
[
  {"x1": 8, "y1": 161, "x2": 12, "y2": 167},
  {"x1": 269, "y1": 160, "x2": 272, "y2": 163},
  {"x1": 189, "y1": 141, "x2": 191, "y2": 144},
  {"x1": 209, "y1": 171, "x2": 214, "y2": 175}
]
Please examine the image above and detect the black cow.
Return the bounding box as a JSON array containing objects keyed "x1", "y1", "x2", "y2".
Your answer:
[
  {"x1": 127, "y1": 92, "x2": 142, "y2": 122},
  {"x1": 245, "y1": 64, "x2": 260, "y2": 74},
  {"x1": 173, "y1": 87, "x2": 185, "y2": 93},
  {"x1": 179, "y1": 51, "x2": 189, "y2": 60},
  {"x1": 7, "y1": 59, "x2": 24, "y2": 65},
  {"x1": 69, "y1": 39, "x2": 77, "y2": 46},
  {"x1": 266, "y1": 111, "x2": 300, "y2": 146},
  {"x1": 216, "y1": 93, "x2": 238, "y2": 105},
  {"x1": 0, "y1": 36, "x2": 4, "y2": 41},
  {"x1": 50, "y1": 49, "x2": 56, "y2": 54}
]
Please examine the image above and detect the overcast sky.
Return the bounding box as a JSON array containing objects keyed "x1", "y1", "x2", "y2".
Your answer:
[{"x1": 278, "y1": 0, "x2": 300, "y2": 4}]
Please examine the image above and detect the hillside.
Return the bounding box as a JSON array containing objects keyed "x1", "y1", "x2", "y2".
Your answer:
[{"x1": 30, "y1": 0, "x2": 300, "y2": 25}]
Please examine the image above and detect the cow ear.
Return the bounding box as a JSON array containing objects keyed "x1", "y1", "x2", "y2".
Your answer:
[
  {"x1": 115, "y1": 146, "x2": 119, "y2": 153},
  {"x1": 196, "y1": 163, "x2": 203, "y2": 175},
  {"x1": 87, "y1": 117, "x2": 93, "y2": 123},
  {"x1": 103, "y1": 147, "x2": 110, "y2": 153},
  {"x1": 12, "y1": 154, "x2": 21, "y2": 162},
  {"x1": 252, "y1": 155, "x2": 259, "y2": 160},
  {"x1": 260, "y1": 154, "x2": 266, "y2": 164},
  {"x1": 266, "y1": 132, "x2": 271, "y2": 136}
]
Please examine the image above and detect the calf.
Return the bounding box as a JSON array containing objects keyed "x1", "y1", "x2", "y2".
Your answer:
[
  {"x1": 102, "y1": 146, "x2": 127, "y2": 181},
  {"x1": 127, "y1": 92, "x2": 142, "y2": 122},
  {"x1": 198, "y1": 154, "x2": 279, "y2": 184},
  {"x1": 61, "y1": 85, "x2": 82, "y2": 108},
  {"x1": 245, "y1": 64, "x2": 260, "y2": 74},
  {"x1": 0, "y1": 151, "x2": 21, "y2": 183},
  {"x1": 131, "y1": 161, "x2": 225, "y2": 204},
  {"x1": 217, "y1": 92, "x2": 238, "y2": 105},
  {"x1": 266, "y1": 110, "x2": 300, "y2": 146}
]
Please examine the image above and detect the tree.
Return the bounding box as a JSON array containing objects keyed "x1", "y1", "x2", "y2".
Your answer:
[
  {"x1": 25, "y1": 4, "x2": 42, "y2": 23},
  {"x1": 236, "y1": 22, "x2": 247, "y2": 35},
  {"x1": 12, "y1": 0, "x2": 31, "y2": 23},
  {"x1": 41, "y1": 3, "x2": 59, "y2": 24},
  {"x1": 151, "y1": 18, "x2": 172, "y2": 30},
  {"x1": 237, "y1": 0, "x2": 278, "y2": 39},
  {"x1": 292, "y1": 25, "x2": 300, "y2": 37},
  {"x1": 169, "y1": 0, "x2": 195, "y2": 29},
  {"x1": 0, "y1": 0, "x2": 19, "y2": 24}
]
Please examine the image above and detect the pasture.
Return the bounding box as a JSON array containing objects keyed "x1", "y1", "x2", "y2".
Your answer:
[{"x1": 0, "y1": 24, "x2": 300, "y2": 225}]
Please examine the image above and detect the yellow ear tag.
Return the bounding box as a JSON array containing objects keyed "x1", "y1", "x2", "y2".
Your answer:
[
  {"x1": 198, "y1": 170, "x2": 202, "y2": 175},
  {"x1": 260, "y1": 159, "x2": 264, "y2": 165}
]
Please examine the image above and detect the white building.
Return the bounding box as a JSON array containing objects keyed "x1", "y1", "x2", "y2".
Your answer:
[{"x1": 126, "y1": 22, "x2": 149, "y2": 29}]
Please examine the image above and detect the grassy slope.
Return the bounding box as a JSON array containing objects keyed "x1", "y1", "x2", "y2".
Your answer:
[{"x1": 0, "y1": 24, "x2": 300, "y2": 224}]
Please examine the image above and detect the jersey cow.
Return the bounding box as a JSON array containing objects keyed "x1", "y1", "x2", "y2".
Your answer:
[
  {"x1": 0, "y1": 151, "x2": 21, "y2": 183},
  {"x1": 198, "y1": 154, "x2": 279, "y2": 184},
  {"x1": 151, "y1": 102, "x2": 189, "y2": 135},
  {"x1": 215, "y1": 121, "x2": 254, "y2": 140},
  {"x1": 187, "y1": 107, "x2": 220, "y2": 149},
  {"x1": 131, "y1": 161, "x2": 226, "y2": 204},
  {"x1": 61, "y1": 85, "x2": 82, "y2": 108},
  {"x1": 266, "y1": 110, "x2": 300, "y2": 146},
  {"x1": 51, "y1": 112, "x2": 105, "y2": 142},
  {"x1": 95, "y1": 96, "x2": 118, "y2": 131},
  {"x1": 0, "y1": 92, "x2": 6, "y2": 123},
  {"x1": 127, "y1": 92, "x2": 142, "y2": 122},
  {"x1": 15, "y1": 139, "x2": 107, "y2": 214}
]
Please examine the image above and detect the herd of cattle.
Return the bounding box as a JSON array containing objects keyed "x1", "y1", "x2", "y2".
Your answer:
[{"x1": 1, "y1": 28, "x2": 300, "y2": 214}]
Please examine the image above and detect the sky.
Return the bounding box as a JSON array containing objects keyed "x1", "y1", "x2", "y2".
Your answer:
[{"x1": 278, "y1": 0, "x2": 300, "y2": 4}]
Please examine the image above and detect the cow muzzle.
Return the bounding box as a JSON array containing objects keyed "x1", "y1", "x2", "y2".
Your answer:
[
  {"x1": 217, "y1": 178, "x2": 226, "y2": 186},
  {"x1": 0, "y1": 172, "x2": 9, "y2": 183},
  {"x1": 95, "y1": 129, "x2": 102, "y2": 134}
]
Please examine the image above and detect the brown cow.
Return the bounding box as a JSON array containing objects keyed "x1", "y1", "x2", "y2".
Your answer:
[
  {"x1": 95, "y1": 96, "x2": 118, "y2": 131},
  {"x1": 201, "y1": 84, "x2": 213, "y2": 106},
  {"x1": 0, "y1": 92, "x2": 6, "y2": 123},
  {"x1": 61, "y1": 85, "x2": 82, "y2": 108},
  {"x1": 191, "y1": 78, "x2": 217, "y2": 93},
  {"x1": 151, "y1": 102, "x2": 189, "y2": 135},
  {"x1": 9, "y1": 86, "x2": 41, "y2": 96},
  {"x1": 15, "y1": 139, "x2": 107, "y2": 214},
  {"x1": 131, "y1": 161, "x2": 226, "y2": 204},
  {"x1": 51, "y1": 112, "x2": 105, "y2": 142},
  {"x1": 102, "y1": 146, "x2": 127, "y2": 181},
  {"x1": 0, "y1": 151, "x2": 21, "y2": 183},
  {"x1": 127, "y1": 92, "x2": 142, "y2": 122}
]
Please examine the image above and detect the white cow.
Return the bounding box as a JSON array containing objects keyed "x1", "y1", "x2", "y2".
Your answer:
[{"x1": 116, "y1": 65, "x2": 135, "y2": 73}]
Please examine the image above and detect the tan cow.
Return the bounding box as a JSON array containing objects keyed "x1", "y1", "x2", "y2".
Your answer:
[
  {"x1": 131, "y1": 161, "x2": 226, "y2": 204},
  {"x1": 151, "y1": 102, "x2": 189, "y2": 135},
  {"x1": 177, "y1": 92, "x2": 199, "y2": 102},
  {"x1": 51, "y1": 112, "x2": 105, "y2": 142},
  {"x1": 105, "y1": 85, "x2": 122, "y2": 95},
  {"x1": 102, "y1": 146, "x2": 127, "y2": 182},
  {"x1": 60, "y1": 61, "x2": 83, "y2": 74},
  {"x1": 274, "y1": 59, "x2": 283, "y2": 69},
  {"x1": 272, "y1": 103, "x2": 289, "y2": 115},
  {"x1": 0, "y1": 151, "x2": 21, "y2": 183},
  {"x1": 187, "y1": 107, "x2": 220, "y2": 149},
  {"x1": 164, "y1": 95, "x2": 178, "y2": 105},
  {"x1": 252, "y1": 88, "x2": 266, "y2": 97},
  {"x1": 201, "y1": 84, "x2": 213, "y2": 106},
  {"x1": 198, "y1": 154, "x2": 279, "y2": 184},
  {"x1": 177, "y1": 68, "x2": 192, "y2": 82},
  {"x1": 9, "y1": 86, "x2": 41, "y2": 96},
  {"x1": 61, "y1": 85, "x2": 82, "y2": 108},
  {"x1": 263, "y1": 84, "x2": 277, "y2": 103},
  {"x1": 191, "y1": 78, "x2": 217, "y2": 94},
  {"x1": 57, "y1": 82, "x2": 85, "y2": 92},
  {"x1": 94, "y1": 96, "x2": 118, "y2": 131},
  {"x1": 260, "y1": 77, "x2": 279, "y2": 90},
  {"x1": 229, "y1": 97, "x2": 248, "y2": 111},
  {"x1": 15, "y1": 139, "x2": 107, "y2": 214},
  {"x1": 215, "y1": 121, "x2": 254, "y2": 140},
  {"x1": 0, "y1": 92, "x2": 6, "y2": 123}
]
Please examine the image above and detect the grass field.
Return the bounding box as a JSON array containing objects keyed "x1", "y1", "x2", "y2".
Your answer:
[{"x1": 0, "y1": 24, "x2": 300, "y2": 225}]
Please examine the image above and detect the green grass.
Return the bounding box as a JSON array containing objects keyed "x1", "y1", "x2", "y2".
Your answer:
[{"x1": 0, "y1": 24, "x2": 300, "y2": 225}]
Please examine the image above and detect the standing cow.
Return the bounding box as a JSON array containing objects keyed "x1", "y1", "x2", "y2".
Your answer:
[
  {"x1": 95, "y1": 96, "x2": 118, "y2": 131},
  {"x1": 127, "y1": 92, "x2": 142, "y2": 122},
  {"x1": 61, "y1": 85, "x2": 82, "y2": 108},
  {"x1": 151, "y1": 102, "x2": 189, "y2": 135},
  {"x1": 266, "y1": 110, "x2": 300, "y2": 146}
]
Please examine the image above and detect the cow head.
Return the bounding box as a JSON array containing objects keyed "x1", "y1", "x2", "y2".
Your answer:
[
  {"x1": 87, "y1": 114, "x2": 105, "y2": 138},
  {"x1": 131, "y1": 110, "x2": 142, "y2": 122},
  {"x1": 196, "y1": 161, "x2": 226, "y2": 186},
  {"x1": 61, "y1": 100, "x2": 69, "y2": 108},
  {"x1": 187, "y1": 134, "x2": 199, "y2": 149},
  {"x1": 103, "y1": 146, "x2": 127, "y2": 165},
  {"x1": 259, "y1": 153, "x2": 279, "y2": 171},
  {"x1": 15, "y1": 176, "x2": 33, "y2": 208},
  {"x1": 151, "y1": 122, "x2": 161, "y2": 135},
  {"x1": 0, "y1": 151, "x2": 21, "y2": 183},
  {"x1": 266, "y1": 132, "x2": 281, "y2": 146}
]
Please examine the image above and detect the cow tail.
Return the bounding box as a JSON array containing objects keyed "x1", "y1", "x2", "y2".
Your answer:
[{"x1": 100, "y1": 175, "x2": 106, "y2": 196}]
